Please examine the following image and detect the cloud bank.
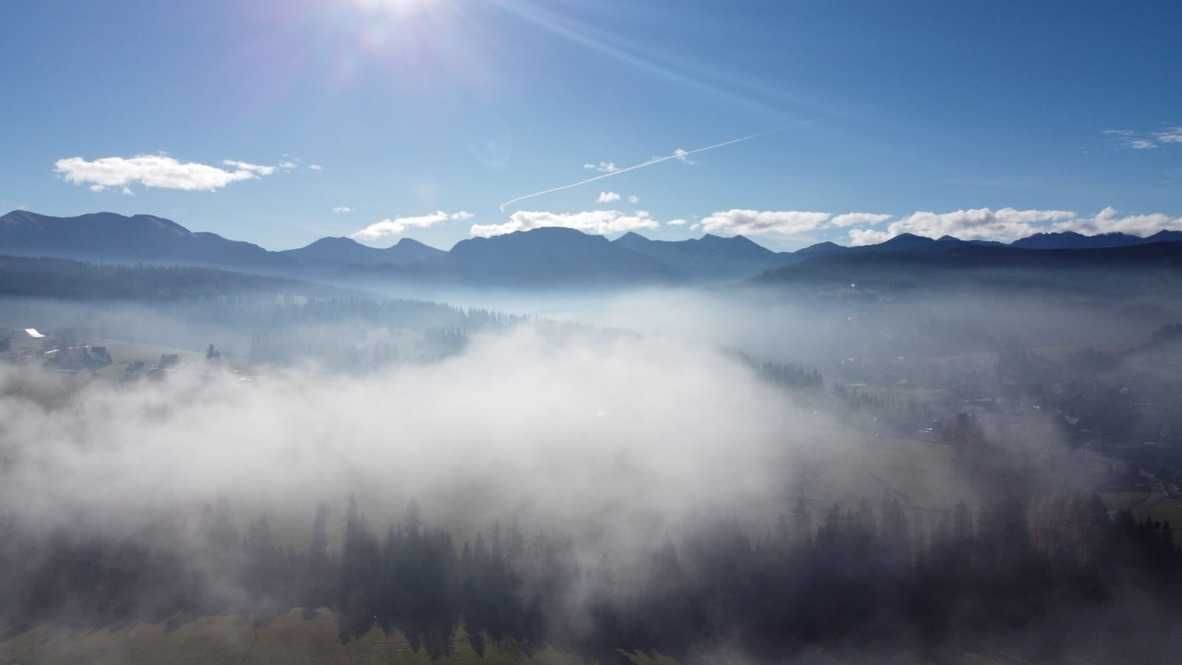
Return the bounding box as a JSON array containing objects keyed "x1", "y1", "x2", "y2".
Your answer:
[
  {"x1": 470, "y1": 210, "x2": 659, "y2": 238},
  {"x1": 699, "y1": 209, "x2": 891, "y2": 237},
  {"x1": 1058, "y1": 206, "x2": 1182, "y2": 237},
  {"x1": 847, "y1": 207, "x2": 1182, "y2": 246},
  {"x1": 351, "y1": 210, "x2": 474, "y2": 243},
  {"x1": 701, "y1": 209, "x2": 833, "y2": 236}
]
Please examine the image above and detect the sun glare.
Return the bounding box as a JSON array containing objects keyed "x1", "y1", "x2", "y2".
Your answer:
[{"x1": 352, "y1": 0, "x2": 436, "y2": 18}]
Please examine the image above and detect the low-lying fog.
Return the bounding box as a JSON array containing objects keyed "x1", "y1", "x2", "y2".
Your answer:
[
  {"x1": 1, "y1": 322, "x2": 967, "y2": 544},
  {"x1": 5, "y1": 284, "x2": 1167, "y2": 533},
  {"x1": 3, "y1": 283, "x2": 1180, "y2": 662}
]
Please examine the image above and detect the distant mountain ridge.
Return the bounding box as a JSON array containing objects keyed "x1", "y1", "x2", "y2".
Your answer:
[
  {"x1": 612, "y1": 231, "x2": 792, "y2": 281},
  {"x1": 1011, "y1": 230, "x2": 1182, "y2": 250},
  {"x1": 448, "y1": 227, "x2": 674, "y2": 284},
  {"x1": 753, "y1": 234, "x2": 1182, "y2": 294},
  {"x1": 0, "y1": 210, "x2": 288, "y2": 269},
  {"x1": 280, "y1": 236, "x2": 445, "y2": 267},
  {"x1": 3, "y1": 209, "x2": 1181, "y2": 287}
]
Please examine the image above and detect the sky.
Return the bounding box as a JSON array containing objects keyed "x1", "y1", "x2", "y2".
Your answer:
[{"x1": 1, "y1": 0, "x2": 1180, "y2": 251}]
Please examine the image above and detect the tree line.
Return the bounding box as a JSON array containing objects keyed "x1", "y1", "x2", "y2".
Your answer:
[{"x1": 1, "y1": 484, "x2": 1180, "y2": 663}]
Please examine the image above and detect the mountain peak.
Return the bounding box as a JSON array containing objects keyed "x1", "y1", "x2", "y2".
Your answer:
[
  {"x1": 391, "y1": 237, "x2": 433, "y2": 249},
  {"x1": 615, "y1": 231, "x2": 652, "y2": 243},
  {"x1": 876, "y1": 233, "x2": 936, "y2": 250},
  {"x1": 283, "y1": 234, "x2": 443, "y2": 266},
  {"x1": 795, "y1": 241, "x2": 844, "y2": 257},
  {"x1": 701, "y1": 233, "x2": 753, "y2": 243},
  {"x1": 696, "y1": 233, "x2": 774, "y2": 256},
  {"x1": 307, "y1": 236, "x2": 362, "y2": 248}
]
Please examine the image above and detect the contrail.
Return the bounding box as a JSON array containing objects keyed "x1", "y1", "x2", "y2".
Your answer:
[{"x1": 498, "y1": 132, "x2": 770, "y2": 211}]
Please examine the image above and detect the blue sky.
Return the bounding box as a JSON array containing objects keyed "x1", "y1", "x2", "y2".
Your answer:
[{"x1": 1, "y1": 0, "x2": 1180, "y2": 251}]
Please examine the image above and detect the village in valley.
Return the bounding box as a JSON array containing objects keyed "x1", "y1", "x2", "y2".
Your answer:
[{"x1": 0, "y1": 325, "x2": 219, "y2": 381}]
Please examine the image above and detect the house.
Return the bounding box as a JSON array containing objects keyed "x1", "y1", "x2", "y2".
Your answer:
[{"x1": 0, "y1": 327, "x2": 53, "y2": 359}]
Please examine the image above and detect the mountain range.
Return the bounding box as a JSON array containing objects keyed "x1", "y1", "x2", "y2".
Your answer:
[
  {"x1": 2, "y1": 210, "x2": 1181, "y2": 287},
  {"x1": 280, "y1": 235, "x2": 446, "y2": 267}
]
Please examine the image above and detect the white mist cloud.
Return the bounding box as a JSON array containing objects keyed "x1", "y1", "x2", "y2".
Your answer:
[
  {"x1": 848, "y1": 207, "x2": 1076, "y2": 245},
  {"x1": 470, "y1": 210, "x2": 659, "y2": 238},
  {"x1": 54, "y1": 155, "x2": 277, "y2": 192},
  {"x1": 596, "y1": 191, "x2": 622, "y2": 204},
  {"x1": 846, "y1": 206, "x2": 1182, "y2": 245},
  {"x1": 830, "y1": 212, "x2": 892, "y2": 227},
  {"x1": 847, "y1": 228, "x2": 893, "y2": 245},
  {"x1": 333, "y1": 206, "x2": 353, "y2": 215},
  {"x1": 700, "y1": 209, "x2": 832, "y2": 236},
  {"x1": 351, "y1": 210, "x2": 474, "y2": 243},
  {"x1": 1055, "y1": 206, "x2": 1182, "y2": 237}
]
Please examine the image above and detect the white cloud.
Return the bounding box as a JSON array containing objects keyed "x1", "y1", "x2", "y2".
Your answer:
[
  {"x1": 596, "y1": 191, "x2": 622, "y2": 204},
  {"x1": 672, "y1": 148, "x2": 690, "y2": 161},
  {"x1": 584, "y1": 161, "x2": 619, "y2": 174},
  {"x1": 1103, "y1": 127, "x2": 1182, "y2": 150},
  {"x1": 846, "y1": 228, "x2": 893, "y2": 246},
  {"x1": 700, "y1": 209, "x2": 831, "y2": 237},
  {"x1": 1054, "y1": 207, "x2": 1182, "y2": 237},
  {"x1": 350, "y1": 210, "x2": 473, "y2": 243},
  {"x1": 843, "y1": 206, "x2": 1182, "y2": 246},
  {"x1": 848, "y1": 207, "x2": 1075, "y2": 245},
  {"x1": 1155, "y1": 127, "x2": 1182, "y2": 144},
  {"x1": 830, "y1": 212, "x2": 892, "y2": 227},
  {"x1": 55, "y1": 155, "x2": 275, "y2": 192},
  {"x1": 222, "y1": 160, "x2": 276, "y2": 176},
  {"x1": 628, "y1": 195, "x2": 640, "y2": 204},
  {"x1": 1103, "y1": 129, "x2": 1156, "y2": 150},
  {"x1": 333, "y1": 206, "x2": 353, "y2": 215},
  {"x1": 308, "y1": 164, "x2": 324, "y2": 171},
  {"x1": 470, "y1": 210, "x2": 659, "y2": 238},
  {"x1": 666, "y1": 218, "x2": 688, "y2": 226}
]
